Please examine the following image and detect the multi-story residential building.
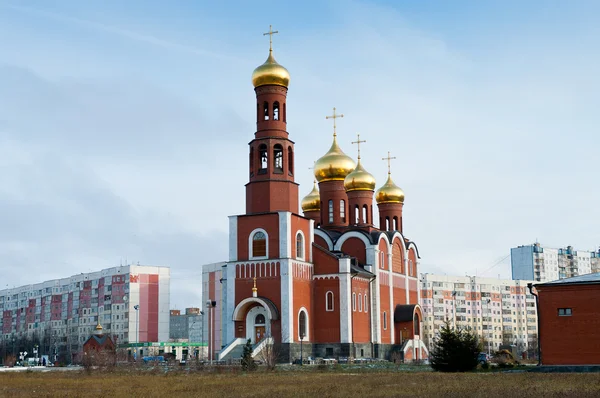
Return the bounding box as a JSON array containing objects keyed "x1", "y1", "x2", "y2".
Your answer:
[
  {"x1": 511, "y1": 243, "x2": 599, "y2": 283},
  {"x1": 420, "y1": 274, "x2": 538, "y2": 357},
  {"x1": 170, "y1": 307, "x2": 204, "y2": 342},
  {"x1": 0, "y1": 265, "x2": 170, "y2": 363}
]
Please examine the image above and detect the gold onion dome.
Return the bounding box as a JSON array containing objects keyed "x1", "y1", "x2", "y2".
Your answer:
[
  {"x1": 252, "y1": 50, "x2": 290, "y2": 88},
  {"x1": 344, "y1": 159, "x2": 376, "y2": 192},
  {"x1": 375, "y1": 174, "x2": 405, "y2": 204},
  {"x1": 314, "y1": 136, "x2": 357, "y2": 182},
  {"x1": 301, "y1": 181, "x2": 321, "y2": 212}
]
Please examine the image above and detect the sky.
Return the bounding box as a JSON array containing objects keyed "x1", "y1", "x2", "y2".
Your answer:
[{"x1": 1, "y1": 0, "x2": 599, "y2": 308}]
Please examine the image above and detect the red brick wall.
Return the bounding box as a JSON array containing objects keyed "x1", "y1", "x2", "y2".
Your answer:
[
  {"x1": 313, "y1": 278, "x2": 340, "y2": 343},
  {"x1": 341, "y1": 237, "x2": 367, "y2": 265},
  {"x1": 538, "y1": 284, "x2": 600, "y2": 365},
  {"x1": 313, "y1": 244, "x2": 339, "y2": 275},
  {"x1": 236, "y1": 214, "x2": 280, "y2": 260},
  {"x1": 352, "y1": 278, "x2": 371, "y2": 343}
]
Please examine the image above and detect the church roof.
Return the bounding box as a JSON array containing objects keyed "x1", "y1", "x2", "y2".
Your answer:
[
  {"x1": 394, "y1": 304, "x2": 417, "y2": 323},
  {"x1": 536, "y1": 272, "x2": 600, "y2": 287},
  {"x1": 84, "y1": 334, "x2": 113, "y2": 347}
]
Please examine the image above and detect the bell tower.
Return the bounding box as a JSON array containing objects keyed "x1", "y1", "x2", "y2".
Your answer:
[{"x1": 246, "y1": 26, "x2": 299, "y2": 215}]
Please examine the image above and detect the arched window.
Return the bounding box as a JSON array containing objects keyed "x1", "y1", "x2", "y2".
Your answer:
[
  {"x1": 273, "y1": 144, "x2": 283, "y2": 172},
  {"x1": 362, "y1": 205, "x2": 368, "y2": 224},
  {"x1": 255, "y1": 314, "x2": 265, "y2": 325},
  {"x1": 383, "y1": 311, "x2": 388, "y2": 330},
  {"x1": 263, "y1": 102, "x2": 269, "y2": 120},
  {"x1": 288, "y1": 147, "x2": 293, "y2": 175},
  {"x1": 283, "y1": 103, "x2": 286, "y2": 122},
  {"x1": 252, "y1": 231, "x2": 267, "y2": 258},
  {"x1": 385, "y1": 217, "x2": 390, "y2": 231},
  {"x1": 393, "y1": 216, "x2": 398, "y2": 231},
  {"x1": 358, "y1": 293, "x2": 362, "y2": 312},
  {"x1": 354, "y1": 205, "x2": 360, "y2": 225},
  {"x1": 259, "y1": 144, "x2": 268, "y2": 173},
  {"x1": 249, "y1": 146, "x2": 255, "y2": 177},
  {"x1": 326, "y1": 291, "x2": 334, "y2": 311},
  {"x1": 273, "y1": 102, "x2": 280, "y2": 120},
  {"x1": 328, "y1": 200, "x2": 334, "y2": 223},
  {"x1": 352, "y1": 293, "x2": 356, "y2": 312},
  {"x1": 364, "y1": 294, "x2": 368, "y2": 312},
  {"x1": 340, "y1": 200, "x2": 346, "y2": 223},
  {"x1": 298, "y1": 310, "x2": 307, "y2": 340},
  {"x1": 413, "y1": 313, "x2": 420, "y2": 336},
  {"x1": 296, "y1": 232, "x2": 304, "y2": 260}
]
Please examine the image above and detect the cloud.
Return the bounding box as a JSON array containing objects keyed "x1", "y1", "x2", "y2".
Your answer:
[
  {"x1": 2, "y1": 3, "x2": 242, "y2": 62},
  {"x1": 0, "y1": 137, "x2": 227, "y2": 305}
]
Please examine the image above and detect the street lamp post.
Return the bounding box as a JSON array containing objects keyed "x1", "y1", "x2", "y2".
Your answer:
[
  {"x1": 134, "y1": 304, "x2": 140, "y2": 361},
  {"x1": 299, "y1": 333, "x2": 305, "y2": 366},
  {"x1": 206, "y1": 300, "x2": 216, "y2": 365},
  {"x1": 486, "y1": 298, "x2": 491, "y2": 356}
]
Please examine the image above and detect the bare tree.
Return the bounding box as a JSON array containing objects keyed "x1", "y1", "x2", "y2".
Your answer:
[{"x1": 256, "y1": 334, "x2": 283, "y2": 370}]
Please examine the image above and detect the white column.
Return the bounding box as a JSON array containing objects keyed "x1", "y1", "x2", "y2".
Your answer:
[
  {"x1": 278, "y1": 212, "x2": 292, "y2": 259},
  {"x1": 373, "y1": 251, "x2": 382, "y2": 344},
  {"x1": 225, "y1": 262, "x2": 236, "y2": 344},
  {"x1": 309, "y1": 219, "x2": 315, "y2": 263},
  {"x1": 339, "y1": 258, "x2": 352, "y2": 343},
  {"x1": 280, "y1": 259, "x2": 293, "y2": 342},
  {"x1": 228, "y1": 216, "x2": 238, "y2": 261},
  {"x1": 388, "y1": 253, "x2": 394, "y2": 344}
]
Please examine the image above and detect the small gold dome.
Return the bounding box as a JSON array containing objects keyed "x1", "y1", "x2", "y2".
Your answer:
[
  {"x1": 375, "y1": 174, "x2": 405, "y2": 204},
  {"x1": 252, "y1": 51, "x2": 290, "y2": 88},
  {"x1": 314, "y1": 136, "x2": 356, "y2": 182},
  {"x1": 301, "y1": 181, "x2": 321, "y2": 212},
  {"x1": 344, "y1": 159, "x2": 376, "y2": 192}
]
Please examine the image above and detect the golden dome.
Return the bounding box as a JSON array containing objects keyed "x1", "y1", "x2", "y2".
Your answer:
[
  {"x1": 375, "y1": 174, "x2": 405, "y2": 204},
  {"x1": 314, "y1": 135, "x2": 356, "y2": 182},
  {"x1": 344, "y1": 159, "x2": 376, "y2": 192},
  {"x1": 252, "y1": 50, "x2": 290, "y2": 88},
  {"x1": 301, "y1": 181, "x2": 321, "y2": 212}
]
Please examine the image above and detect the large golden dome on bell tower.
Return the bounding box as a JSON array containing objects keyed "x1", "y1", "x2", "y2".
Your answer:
[{"x1": 252, "y1": 25, "x2": 290, "y2": 88}]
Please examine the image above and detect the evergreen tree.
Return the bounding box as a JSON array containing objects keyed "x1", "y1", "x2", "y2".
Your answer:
[
  {"x1": 430, "y1": 322, "x2": 480, "y2": 372},
  {"x1": 241, "y1": 339, "x2": 257, "y2": 371}
]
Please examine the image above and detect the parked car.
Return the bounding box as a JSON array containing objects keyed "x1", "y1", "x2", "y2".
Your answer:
[{"x1": 478, "y1": 352, "x2": 490, "y2": 364}]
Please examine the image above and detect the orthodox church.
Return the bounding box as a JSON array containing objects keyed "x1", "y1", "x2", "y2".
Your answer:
[{"x1": 202, "y1": 28, "x2": 427, "y2": 363}]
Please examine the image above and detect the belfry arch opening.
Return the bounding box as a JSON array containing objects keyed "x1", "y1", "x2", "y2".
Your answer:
[{"x1": 274, "y1": 144, "x2": 283, "y2": 172}]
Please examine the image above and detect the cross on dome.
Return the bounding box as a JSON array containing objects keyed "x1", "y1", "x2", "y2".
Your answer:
[
  {"x1": 325, "y1": 107, "x2": 344, "y2": 137},
  {"x1": 263, "y1": 25, "x2": 279, "y2": 52},
  {"x1": 382, "y1": 151, "x2": 397, "y2": 175},
  {"x1": 351, "y1": 133, "x2": 366, "y2": 160}
]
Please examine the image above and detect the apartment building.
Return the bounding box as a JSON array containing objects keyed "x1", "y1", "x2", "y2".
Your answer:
[
  {"x1": 0, "y1": 265, "x2": 170, "y2": 363},
  {"x1": 511, "y1": 243, "x2": 599, "y2": 283},
  {"x1": 169, "y1": 307, "x2": 204, "y2": 342},
  {"x1": 420, "y1": 274, "x2": 538, "y2": 356}
]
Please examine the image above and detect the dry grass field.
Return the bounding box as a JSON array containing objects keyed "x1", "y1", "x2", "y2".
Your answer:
[{"x1": 1, "y1": 368, "x2": 599, "y2": 397}]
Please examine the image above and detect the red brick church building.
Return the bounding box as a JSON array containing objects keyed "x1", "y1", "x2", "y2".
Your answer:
[{"x1": 203, "y1": 29, "x2": 427, "y2": 362}]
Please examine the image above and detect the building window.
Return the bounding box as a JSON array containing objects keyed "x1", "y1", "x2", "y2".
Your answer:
[
  {"x1": 287, "y1": 146, "x2": 293, "y2": 175},
  {"x1": 259, "y1": 144, "x2": 268, "y2": 172},
  {"x1": 273, "y1": 101, "x2": 280, "y2": 120},
  {"x1": 558, "y1": 308, "x2": 572, "y2": 316},
  {"x1": 358, "y1": 293, "x2": 362, "y2": 312},
  {"x1": 383, "y1": 311, "x2": 387, "y2": 330},
  {"x1": 364, "y1": 294, "x2": 368, "y2": 313},
  {"x1": 273, "y1": 144, "x2": 283, "y2": 172},
  {"x1": 296, "y1": 232, "x2": 304, "y2": 260},
  {"x1": 328, "y1": 200, "x2": 334, "y2": 223},
  {"x1": 298, "y1": 309, "x2": 308, "y2": 340},
  {"x1": 263, "y1": 101, "x2": 269, "y2": 120},
  {"x1": 340, "y1": 200, "x2": 346, "y2": 223},
  {"x1": 352, "y1": 293, "x2": 356, "y2": 312},
  {"x1": 326, "y1": 291, "x2": 334, "y2": 311},
  {"x1": 251, "y1": 231, "x2": 267, "y2": 258},
  {"x1": 255, "y1": 314, "x2": 265, "y2": 325}
]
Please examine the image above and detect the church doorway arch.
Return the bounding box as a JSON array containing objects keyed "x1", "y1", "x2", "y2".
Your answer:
[{"x1": 246, "y1": 306, "x2": 269, "y2": 344}]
